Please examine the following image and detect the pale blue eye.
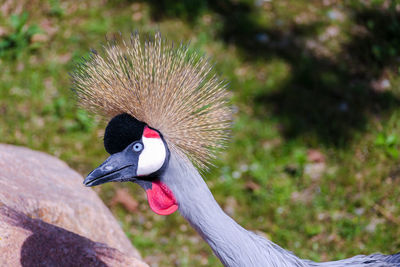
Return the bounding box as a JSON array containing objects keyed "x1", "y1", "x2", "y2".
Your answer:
[{"x1": 133, "y1": 142, "x2": 143, "y2": 152}]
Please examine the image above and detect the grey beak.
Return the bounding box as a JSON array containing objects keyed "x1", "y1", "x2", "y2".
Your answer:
[{"x1": 83, "y1": 149, "x2": 138, "y2": 187}]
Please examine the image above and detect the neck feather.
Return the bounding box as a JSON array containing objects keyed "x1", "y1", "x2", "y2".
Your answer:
[{"x1": 161, "y1": 151, "x2": 307, "y2": 267}]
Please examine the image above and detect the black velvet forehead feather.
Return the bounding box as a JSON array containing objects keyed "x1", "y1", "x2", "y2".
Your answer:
[{"x1": 104, "y1": 113, "x2": 146, "y2": 154}]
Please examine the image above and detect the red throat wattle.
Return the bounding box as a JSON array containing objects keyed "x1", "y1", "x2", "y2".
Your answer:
[{"x1": 146, "y1": 181, "x2": 178, "y2": 215}]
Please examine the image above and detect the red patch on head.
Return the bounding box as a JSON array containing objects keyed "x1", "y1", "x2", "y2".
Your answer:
[{"x1": 143, "y1": 126, "x2": 160, "y2": 139}]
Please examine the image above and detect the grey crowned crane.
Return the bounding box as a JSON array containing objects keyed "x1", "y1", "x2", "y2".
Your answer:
[{"x1": 71, "y1": 33, "x2": 400, "y2": 267}]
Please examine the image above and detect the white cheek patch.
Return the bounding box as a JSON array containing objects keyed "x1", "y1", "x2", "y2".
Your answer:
[{"x1": 137, "y1": 137, "x2": 166, "y2": 176}]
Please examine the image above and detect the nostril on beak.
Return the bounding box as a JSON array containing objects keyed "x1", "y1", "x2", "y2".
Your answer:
[{"x1": 104, "y1": 165, "x2": 114, "y2": 171}]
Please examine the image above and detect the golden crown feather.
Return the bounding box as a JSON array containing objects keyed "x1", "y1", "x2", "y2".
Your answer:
[{"x1": 71, "y1": 32, "x2": 232, "y2": 169}]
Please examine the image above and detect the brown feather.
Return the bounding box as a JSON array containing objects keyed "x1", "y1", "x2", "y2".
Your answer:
[{"x1": 71, "y1": 33, "x2": 232, "y2": 169}]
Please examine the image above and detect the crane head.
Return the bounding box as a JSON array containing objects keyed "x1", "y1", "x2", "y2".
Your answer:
[
  {"x1": 83, "y1": 113, "x2": 178, "y2": 216},
  {"x1": 72, "y1": 33, "x2": 232, "y2": 216}
]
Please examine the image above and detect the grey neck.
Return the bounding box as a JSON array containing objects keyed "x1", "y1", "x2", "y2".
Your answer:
[{"x1": 161, "y1": 151, "x2": 308, "y2": 267}]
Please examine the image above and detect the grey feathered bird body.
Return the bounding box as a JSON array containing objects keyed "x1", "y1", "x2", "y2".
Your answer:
[
  {"x1": 73, "y1": 33, "x2": 400, "y2": 267},
  {"x1": 164, "y1": 150, "x2": 400, "y2": 267}
]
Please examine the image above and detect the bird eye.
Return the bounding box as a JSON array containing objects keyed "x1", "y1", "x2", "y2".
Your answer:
[{"x1": 133, "y1": 142, "x2": 143, "y2": 152}]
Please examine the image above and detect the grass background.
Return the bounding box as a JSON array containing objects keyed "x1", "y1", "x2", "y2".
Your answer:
[{"x1": 1, "y1": 0, "x2": 400, "y2": 266}]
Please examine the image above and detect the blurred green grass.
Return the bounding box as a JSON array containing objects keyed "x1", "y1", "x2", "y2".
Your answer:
[{"x1": 1, "y1": 0, "x2": 400, "y2": 266}]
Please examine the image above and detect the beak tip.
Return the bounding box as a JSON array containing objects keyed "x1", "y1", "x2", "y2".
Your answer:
[{"x1": 83, "y1": 177, "x2": 93, "y2": 187}]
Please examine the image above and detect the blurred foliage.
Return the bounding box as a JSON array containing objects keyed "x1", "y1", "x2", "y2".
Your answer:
[
  {"x1": 1, "y1": 0, "x2": 400, "y2": 266},
  {"x1": 0, "y1": 12, "x2": 41, "y2": 59}
]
